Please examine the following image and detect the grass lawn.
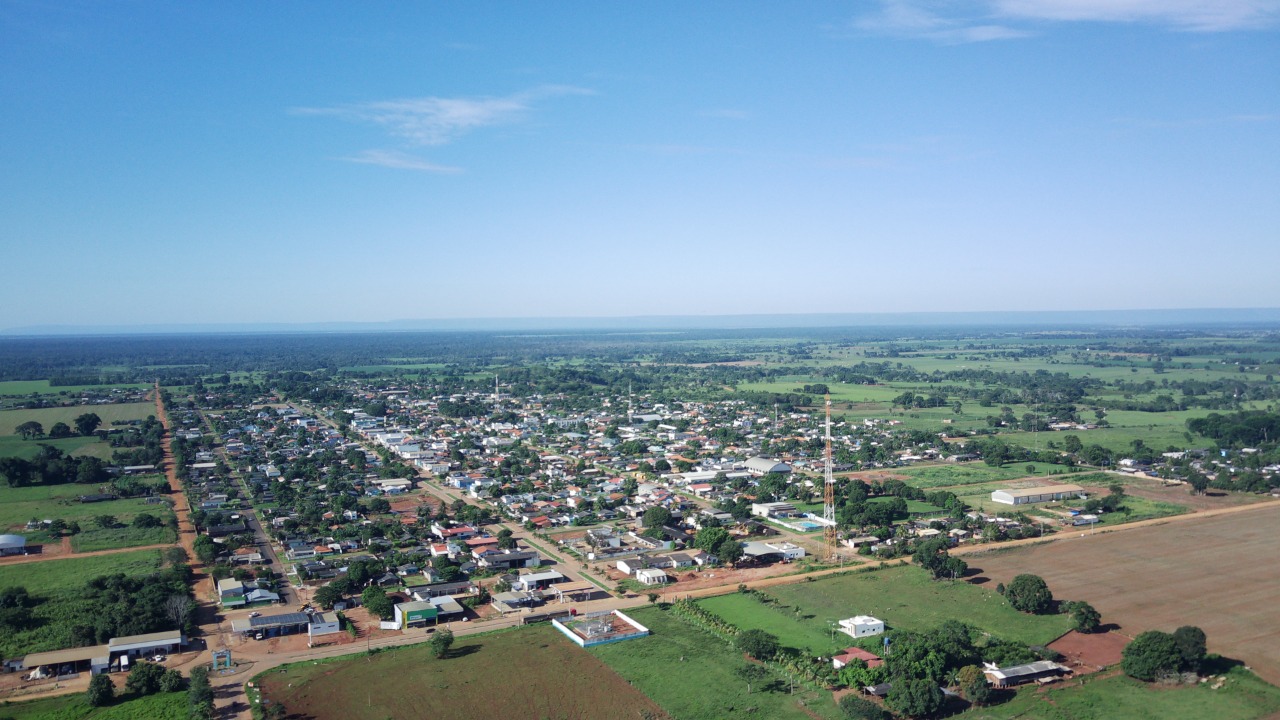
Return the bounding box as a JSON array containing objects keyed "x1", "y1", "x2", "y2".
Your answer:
[
  {"x1": 698, "y1": 592, "x2": 843, "y2": 656},
  {"x1": 258, "y1": 623, "x2": 669, "y2": 720},
  {"x1": 959, "y1": 666, "x2": 1280, "y2": 720},
  {"x1": 0, "y1": 549, "x2": 163, "y2": 659},
  {"x1": 591, "y1": 606, "x2": 843, "y2": 720},
  {"x1": 70, "y1": 523, "x2": 177, "y2": 552},
  {"x1": 765, "y1": 565, "x2": 1072, "y2": 648},
  {"x1": 1098, "y1": 496, "x2": 1188, "y2": 525},
  {"x1": 898, "y1": 463, "x2": 1078, "y2": 488},
  {"x1": 0, "y1": 435, "x2": 109, "y2": 461},
  {"x1": 0, "y1": 403, "x2": 156, "y2": 437}
]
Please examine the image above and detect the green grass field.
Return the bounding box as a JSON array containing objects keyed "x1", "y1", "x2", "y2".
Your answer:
[
  {"x1": 898, "y1": 462, "x2": 1077, "y2": 488},
  {"x1": 0, "y1": 690, "x2": 188, "y2": 720},
  {"x1": 0, "y1": 435, "x2": 110, "y2": 461},
  {"x1": 0, "y1": 403, "x2": 156, "y2": 437},
  {"x1": 866, "y1": 496, "x2": 945, "y2": 514},
  {"x1": 0, "y1": 489, "x2": 175, "y2": 545},
  {"x1": 698, "y1": 592, "x2": 844, "y2": 655},
  {"x1": 763, "y1": 565, "x2": 1072, "y2": 648},
  {"x1": 0, "y1": 549, "x2": 163, "y2": 659},
  {"x1": 591, "y1": 606, "x2": 843, "y2": 720},
  {"x1": 960, "y1": 665, "x2": 1280, "y2": 720},
  {"x1": 258, "y1": 623, "x2": 670, "y2": 720}
]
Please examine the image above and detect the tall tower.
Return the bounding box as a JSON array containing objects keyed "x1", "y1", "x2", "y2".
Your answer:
[
  {"x1": 824, "y1": 394, "x2": 838, "y2": 561},
  {"x1": 493, "y1": 373, "x2": 500, "y2": 414}
]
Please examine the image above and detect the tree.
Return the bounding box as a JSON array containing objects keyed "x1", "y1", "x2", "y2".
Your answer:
[
  {"x1": 887, "y1": 677, "x2": 945, "y2": 718},
  {"x1": 361, "y1": 586, "x2": 393, "y2": 620},
  {"x1": 1172, "y1": 626, "x2": 1207, "y2": 672},
  {"x1": 1005, "y1": 574, "x2": 1054, "y2": 614},
  {"x1": 737, "y1": 629, "x2": 780, "y2": 660},
  {"x1": 125, "y1": 661, "x2": 166, "y2": 695},
  {"x1": 1122, "y1": 630, "x2": 1182, "y2": 681},
  {"x1": 694, "y1": 526, "x2": 730, "y2": 553},
  {"x1": 75, "y1": 413, "x2": 103, "y2": 437},
  {"x1": 189, "y1": 665, "x2": 214, "y2": 720},
  {"x1": 133, "y1": 513, "x2": 162, "y2": 529},
  {"x1": 642, "y1": 506, "x2": 671, "y2": 529},
  {"x1": 736, "y1": 663, "x2": 770, "y2": 694},
  {"x1": 192, "y1": 535, "x2": 218, "y2": 564},
  {"x1": 95, "y1": 515, "x2": 118, "y2": 529},
  {"x1": 430, "y1": 626, "x2": 454, "y2": 658},
  {"x1": 314, "y1": 583, "x2": 344, "y2": 610},
  {"x1": 158, "y1": 668, "x2": 184, "y2": 693},
  {"x1": 49, "y1": 422, "x2": 73, "y2": 439},
  {"x1": 715, "y1": 537, "x2": 743, "y2": 566},
  {"x1": 1068, "y1": 601, "x2": 1102, "y2": 633},
  {"x1": 1063, "y1": 435, "x2": 1084, "y2": 454},
  {"x1": 87, "y1": 672, "x2": 114, "y2": 706},
  {"x1": 16, "y1": 421, "x2": 43, "y2": 440},
  {"x1": 839, "y1": 694, "x2": 890, "y2": 720}
]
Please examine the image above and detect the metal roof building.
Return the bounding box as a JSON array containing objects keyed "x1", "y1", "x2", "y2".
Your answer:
[{"x1": 0, "y1": 534, "x2": 26, "y2": 555}]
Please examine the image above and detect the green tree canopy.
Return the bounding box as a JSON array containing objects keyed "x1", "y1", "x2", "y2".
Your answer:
[
  {"x1": 1005, "y1": 574, "x2": 1054, "y2": 614},
  {"x1": 1123, "y1": 630, "x2": 1183, "y2": 681},
  {"x1": 737, "y1": 629, "x2": 780, "y2": 660}
]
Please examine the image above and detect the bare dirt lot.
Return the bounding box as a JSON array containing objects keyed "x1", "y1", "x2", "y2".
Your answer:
[
  {"x1": 967, "y1": 504, "x2": 1280, "y2": 685},
  {"x1": 1049, "y1": 630, "x2": 1129, "y2": 674}
]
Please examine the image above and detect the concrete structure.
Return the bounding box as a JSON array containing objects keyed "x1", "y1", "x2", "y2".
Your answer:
[
  {"x1": 635, "y1": 568, "x2": 668, "y2": 585},
  {"x1": 553, "y1": 610, "x2": 650, "y2": 648},
  {"x1": 839, "y1": 616, "x2": 885, "y2": 638},
  {"x1": 991, "y1": 484, "x2": 1085, "y2": 506},
  {"x1": 0, "y1": 534, "x2": 26, "y2": 556},
  {"x1": 394, "y1": 600, "x2": 439, "y2": 629},
  {"x1": 108, "y1": 630, "x2": 185, "y2": 659},
  {"x1": 307, "y1": 613, "x2": 341, "y2": 642},
  {"x1": 750, "y1": 501, "x2": 797, "y2": 518}
]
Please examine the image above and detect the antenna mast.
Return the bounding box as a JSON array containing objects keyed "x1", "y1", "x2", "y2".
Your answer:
[{"x1": 824, "y1": 394, "x2": 837, "y2": 561}]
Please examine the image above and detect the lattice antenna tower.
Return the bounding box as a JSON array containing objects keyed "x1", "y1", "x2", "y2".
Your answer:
[
  {"x1": 824, "y1": 394, "x2": 837, "y2": 561},
  {"x1": 493, "y1": 373, "x2": 500, "y2": 414}
]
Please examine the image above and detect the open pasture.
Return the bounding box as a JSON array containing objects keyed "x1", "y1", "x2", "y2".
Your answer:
[
  {"x1": 259, "y1": 623, "x2": 670, "y2": 720},
  {"x1": 760, "y1": 565, "x2": 1071, "y2": 648},
  {"x1": 895, "y1": 462, "x2": 1076, "y2": 489},
  {"x1": 592, "y1": 606, "x2": 842, "y2": 720},
  {"x1": 967, "y1": 504, "x2": 1280, "y2": 685},
  {"x1": 0, "y1": 380, "x2": 150, "y2": 398},
  {"x1": 0, "y1": 435, "x2": 107, "y2": 460},
  {"x1": 0, "y1": 493, "x2": 175, "y2": 547},
  {"x1": 0, "y1": 402, "x2": 156, "y2": 436}
]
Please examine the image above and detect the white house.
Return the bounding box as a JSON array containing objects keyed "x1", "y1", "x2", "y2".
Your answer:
[
  {"x1": 635, "y1": 568, "x2": 668, "y2": 586},
  {"x1": 839, "y1": 615, "x2": 885, "y2": 638},
  {"x1": 991, "y1": 484, "x2": 1085, "y2": 506}
]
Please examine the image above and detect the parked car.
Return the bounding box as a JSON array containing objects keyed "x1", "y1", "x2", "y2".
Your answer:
[
  {"x1": 249, "y1": 611, "x2": 261, "y2": 618},
  {"x1": 149, "y1": 654, "x2": 166, "y2": 663}
]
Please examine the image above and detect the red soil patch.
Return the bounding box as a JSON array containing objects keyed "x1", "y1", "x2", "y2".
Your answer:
[{"x1": 1048, "y1": 631, "x2": 1129, "y2": 674}]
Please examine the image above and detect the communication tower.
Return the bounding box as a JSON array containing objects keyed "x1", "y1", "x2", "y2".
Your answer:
[{"x1": 824, "y1": 394, "x2": 838, "y2": 561}]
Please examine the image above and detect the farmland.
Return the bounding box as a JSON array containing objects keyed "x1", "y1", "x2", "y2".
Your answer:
[
  {"x1": 967, "y1": 503, "x2": 1280, "y2": 685},
  {"x1": 591, "y1": 606, "x2": 842, "y2": 719},
  {"x1": 258, "y1": 624, "x2": 670, "y2": 720},
  {"x1": 0, "y1": 403, "x2": 156, "y2": 436},
  {"x1": 0, "y1": 549, "x2": 164, "y2": 659}
]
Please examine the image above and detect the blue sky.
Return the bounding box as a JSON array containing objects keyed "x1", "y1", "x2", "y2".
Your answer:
[{"x1": 2, "y1": 1, "x2": 1278, "y2": 328}]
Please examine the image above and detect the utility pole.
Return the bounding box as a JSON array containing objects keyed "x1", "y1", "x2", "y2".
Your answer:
[{"x1": 823, "y1": 394, "x2": 837, "y2": 562}]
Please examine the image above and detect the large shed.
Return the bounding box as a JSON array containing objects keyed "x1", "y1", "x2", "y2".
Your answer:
[
  {"x1": 991, "y1": 484, "x2": 1085, "y2": 506},
  {"x1": 0, "y1": 534, "x2": 27, "y2": 556}
]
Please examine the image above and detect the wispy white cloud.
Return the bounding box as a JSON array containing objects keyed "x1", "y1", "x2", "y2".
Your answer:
[
  {"x1": 992, "y1": 0, "x2": 1280, "y2": 32},
  {"x1": 341, "y1": 149, "x2": 463, "y2": 173},
  {"x1": 296, "y1": 85, "x2": 591, "y2": 147},
  {"x1": 850, "y1": 0, "x2": 1029, "y2": 43},
  {"x1": 851, "y1": 0, "x2": 1279, "y2": 42}
]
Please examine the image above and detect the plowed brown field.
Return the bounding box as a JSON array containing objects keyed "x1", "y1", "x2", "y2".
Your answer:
[{"x1": 967, "y1": 503, "x2": 1280, "y2": 685}]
